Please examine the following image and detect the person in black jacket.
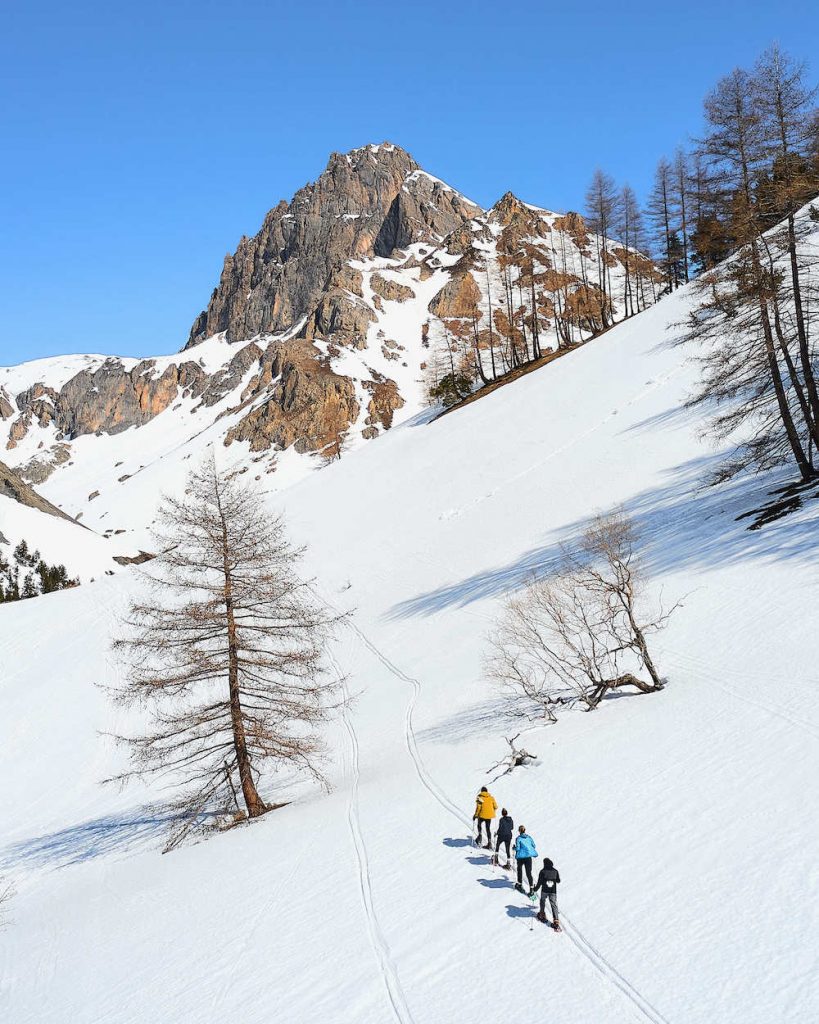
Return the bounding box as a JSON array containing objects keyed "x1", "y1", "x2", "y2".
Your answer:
[
  {"x1": 493, "y1": 808, "x2": 513, "y2": 868},
  {"x1": 533, "y1": 857, "x2": 561, "y2": 931}
]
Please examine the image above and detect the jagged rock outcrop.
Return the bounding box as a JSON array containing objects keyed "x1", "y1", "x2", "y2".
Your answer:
[
  {"x1": 6, "y1": 350, "x2": 278, "y2": 450},
  {"x1": 371, "y1": 273, "x2": 415, "y2": 303},
  {"x1": 0, "y1": 388, "x2": 14, "y2": 420},
  {"x1": 361, "y1": 376, "x2": 405, "y2": 439},
  {"x1": 303, "y1": 291, "x2": 376, "y2": 350},
  {"x1": 186, "y1": 144, "x2": 479, "y2": 348},
  {"x1": 18, "y1": 444, "x2": 71, "y2": 485},
  {"x1": 0, "y1": 459, "x2": 75, "y2": 522},
  {"x1": 8, "y1": 359, "x2": 211, "y2": 446},
  {"x1": 428, "y1": 272, "x2": 481, "y2": 319},
  {"x1": 224, "y1": 341, "x2": 360, "y2": 454}
]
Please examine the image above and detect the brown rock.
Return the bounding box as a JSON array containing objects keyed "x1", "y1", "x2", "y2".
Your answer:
[
  {"x1": 429, "y1": 272, "x2": 481, "y2": 319},
  {"x1": 224, "y1": 341, "x2": 360, "y2": 455},
  {"x1": 303, "y1": 290, "x2": 375, "y2": 350},
  {"x1": 370, "y1": 273, "x2": 415, "y2": 303},
  {"x1": 362, "y1": 375, "x2": 405, "y2": 437},
  {"x1": 185, "y1": 144, "x2": 478, "y2": 348},
  {"x1": 0, "y1": 459, "x2": 76, "y2": 522}
]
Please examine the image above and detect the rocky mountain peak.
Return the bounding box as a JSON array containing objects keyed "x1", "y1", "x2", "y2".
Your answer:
[{"x1": 185, "y1": 143, "x2": 480, "y2": 349}]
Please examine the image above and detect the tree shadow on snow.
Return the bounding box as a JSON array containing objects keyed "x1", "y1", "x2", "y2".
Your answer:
[
  {"x1": 385, "y1": 454, "x2": 819, "y2": 620},
  {"x1": 0, "y1": 808, "x2": 189, "y2": 870},
  {"x1": 417, "y1": 698, "x2": 509, "y2": 744}
]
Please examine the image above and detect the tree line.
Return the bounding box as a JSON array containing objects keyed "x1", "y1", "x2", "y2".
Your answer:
[
  {"x1": 429, "y1": 42, "x2": 819, "y2": 486},
  {"x1": 0, "y1": 539, "x2": 77, "y2": 603}
]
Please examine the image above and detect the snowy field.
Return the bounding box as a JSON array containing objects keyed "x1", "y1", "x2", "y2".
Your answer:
[{"x1": 1, "y1": 276, "x2": 818, "y2": 1023}]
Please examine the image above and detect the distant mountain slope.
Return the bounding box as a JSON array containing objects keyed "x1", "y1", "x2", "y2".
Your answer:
[
  {"x1": 0, "y1": 459, "x2": 73, "y2": 522},
  {"x1": 0, "y1": 144, "x2": 659, "y2": 538}
]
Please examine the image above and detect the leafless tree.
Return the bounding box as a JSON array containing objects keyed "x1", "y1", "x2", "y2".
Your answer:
[
  {"x1": 616, "y1": 184, "x2": 643, "y2": 317},
  {"x1": 319, "y1": 427, "x2": 349, "y2": 464},
  {"x1": 485, "y1": 513, "x2": 674, "y2": 719},
  {"x1": 647, "y1": 157, "x2": 679, "y2": 291},
  {"x1": 672, "y1": 148, "x2": 692, "y2": 284},
  {"x1": 755, "y1": 44, "x2": 819, "y2": 437},
  {"x1": 683, "y1": 64, "x2": 819, "y2": 482},
  {"x1": 585, "y1": 169, "x2": 620, "y2": 325},
  {"x1": 110, "y1": 454, "x2": 341, "y2": 846}
]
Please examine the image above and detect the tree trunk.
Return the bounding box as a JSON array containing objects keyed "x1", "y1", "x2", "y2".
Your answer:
[
  {"x1": 787, "y1": 213, "x2": 819, "y2": 428},
  {"x1": 588, "y1": 672, "x2": 659, "y2": 708},
  {"x1": 751, "y1": 242, "x2": 814, "y2": 479},
  {"x1": 218, "y1": 499, "x2": 266, "y2": 818}
]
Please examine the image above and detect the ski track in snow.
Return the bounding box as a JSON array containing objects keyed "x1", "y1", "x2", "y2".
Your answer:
[
  {"x1": 343, "y1": 619, "x2": 471, "y2": 830},
  {"x1": 560, "y1": 919, "x2": 673, "y2": 1024},
  {"x1": 331, "y1": 649, "x2": 417, "y2": 1024},
  {"x1": 343, "y1": 616, "x2": 674, "y2": 1024}
]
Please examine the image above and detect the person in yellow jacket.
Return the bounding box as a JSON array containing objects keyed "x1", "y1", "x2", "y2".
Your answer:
[{"x1": 473, "y1": 786, "x2": 498, "y2": 848}]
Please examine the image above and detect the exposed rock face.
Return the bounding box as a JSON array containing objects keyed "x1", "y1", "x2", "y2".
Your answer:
[
  {"x1": 8, "y1": 359, "x2": 214, "y2": 446},
  {"x1": 361, "y1": 376, "x2": 405, "y2": 440},
  {"x1": 18, "y1": 443, "x2": 71, "y2": 485},
  {"x1": 224, "y1": 342, "x2": 360, "y2": 454},
  {"x1": 428, "y1": 272, "x2": 481, "y2": 318},
  {"x1": 0, "y1": 459, "x2": 75, "y2": 522},
  {"x1": 186, "y1": 144, "x2": 478, "y2": 348},
  {"x1": 370, "y1": 273, "x2": 415, "y2": 303},
  {"x1": 0, "y1": 388, "x2": 13, "y2": 420},
  {"x1": 303, "y1": 291, "x2": 375, "y2": 350},
  {"x1": 6, "y1": 348, "x2": 275, "y2": 451}
]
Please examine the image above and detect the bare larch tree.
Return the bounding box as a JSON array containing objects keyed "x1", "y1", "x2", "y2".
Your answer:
[{"x1": 111, "y1": 455, "x2": 340, "y2": 840}]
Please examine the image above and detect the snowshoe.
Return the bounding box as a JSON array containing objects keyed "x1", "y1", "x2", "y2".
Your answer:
[
  {"x1": 483, "y1": 842, "x2": 492, "y2": 850},
  {"x1": 536, "y1": 911, "x2": 547, "y2": 924},
  {"x1": 552, "y1": 921, "x2": 562, "y2": 932},
  {"x1": 514, "y1": 883, "x2": 524, "y2": 893}
]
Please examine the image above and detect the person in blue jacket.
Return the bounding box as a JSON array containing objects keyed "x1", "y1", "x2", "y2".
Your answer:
[{"x1": 513, "y1": 825, "x2": 537, "y2": 894}]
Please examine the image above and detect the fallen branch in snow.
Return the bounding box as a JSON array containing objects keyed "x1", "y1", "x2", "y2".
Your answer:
[{"x1": 488, "y1": 734, "x2": 539, "y2": 779}]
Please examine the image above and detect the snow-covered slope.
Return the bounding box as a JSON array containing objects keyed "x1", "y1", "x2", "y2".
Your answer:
[{"x1": 2, "y1": 244, "x2": 818, "y2": 1023}]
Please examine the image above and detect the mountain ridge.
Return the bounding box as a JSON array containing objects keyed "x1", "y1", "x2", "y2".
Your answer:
[{"x1": 0, "y1": 143, "x2": 660, "y2": 561}]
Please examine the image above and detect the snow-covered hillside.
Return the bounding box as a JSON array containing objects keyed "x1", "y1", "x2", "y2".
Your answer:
[{"x1": 2, "y1": 235, "x2": 818, "y2": 1024}]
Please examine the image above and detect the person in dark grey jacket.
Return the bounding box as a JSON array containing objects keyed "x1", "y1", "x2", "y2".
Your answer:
[
  {"x1": 493, "y1": 808, "x2": 513, "y2": 868},
  {"x1": 533, "y1": 858, "x2": 561, "y2": 930}
]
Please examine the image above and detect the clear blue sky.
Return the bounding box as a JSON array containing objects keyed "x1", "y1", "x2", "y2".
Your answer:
[{"x1": 2, "y1": 0, "x2": 817, "y2": 364}]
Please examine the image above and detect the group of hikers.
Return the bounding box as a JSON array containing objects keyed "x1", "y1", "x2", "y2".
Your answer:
[{"x1": 473, "y1": 785, "x2": 562, "y2": 932}]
